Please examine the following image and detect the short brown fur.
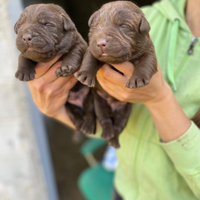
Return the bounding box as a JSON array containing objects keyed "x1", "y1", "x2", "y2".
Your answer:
[
  {"x1": 75, "y1": 1, "x2": 157, "y2": 89},
  {"x1": 75, "y1": 1, "x2": 157, "y2": 148},
  {"x1": 15, "y1": 4, "x2": 96, "y2": 139}
]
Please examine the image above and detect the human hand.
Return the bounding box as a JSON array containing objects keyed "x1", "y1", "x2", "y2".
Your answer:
[
  {"x1": 96, "y1": 62, "x2": 171, "y2": 106},
  {"x1": 28, "y1": 55, "x2": 78, "y2": 118}
]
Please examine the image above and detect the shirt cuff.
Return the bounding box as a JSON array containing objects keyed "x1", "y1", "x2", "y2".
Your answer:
[{"x1": 160, "y1": 121, "x2": 200, "y2": 173}]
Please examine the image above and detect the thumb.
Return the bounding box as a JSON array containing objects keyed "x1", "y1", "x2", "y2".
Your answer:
[
  {"x1": 35, "y1": 54, "x2": 63, "y2": 78},
  {"x1": 111, "y1": 61, "x2": 134, "y2": 78}
]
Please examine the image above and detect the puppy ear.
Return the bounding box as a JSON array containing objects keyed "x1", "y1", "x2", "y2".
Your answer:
[
  {"x1": 14, "y1": 11, "x2": 26, "y2": 34},
  {"x1": 14, "y1": 22, "x2": 18, "y2": 34},
  {"x1": 88, "y1": 11, "x2": 99, "y2": 27},
  {"x1": 62, "y1": 14, "x2": 75, "y2": 31},
  {"x1": 139, "y1": 16, "x2": 150, "y2": 33}
]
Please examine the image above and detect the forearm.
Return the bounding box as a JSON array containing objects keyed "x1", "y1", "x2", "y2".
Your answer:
[
  {"x1": 145, "y1": 85, "x2": 200, "y2": 198},
  {"x1": 145, "y1": 84, "x2": 191, "y2": 142}
]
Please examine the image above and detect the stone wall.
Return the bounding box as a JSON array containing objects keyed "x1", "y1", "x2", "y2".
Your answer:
[{"x1": 0, "y1": 0, "x2": 49, "y2": 199}]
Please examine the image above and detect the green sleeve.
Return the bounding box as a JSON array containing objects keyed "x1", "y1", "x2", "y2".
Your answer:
[{"x1": 160, "y1": 121, "x2": 200, "y2": 198}]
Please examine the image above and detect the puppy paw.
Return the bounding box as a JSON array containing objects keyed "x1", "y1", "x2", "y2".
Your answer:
[
  {"x1": 108, "y1": 137, "x2": 120, "y2": 149},
  {"x1": 80, "y1": 119, "x2": 96, "y2": 135},
  {"x1": 101, "y1": 124, "x2": 114, "y2": 140},
  {"x1": 15, "y1": 69, "x2": 35, "y2": 81},
  {"x1": 125, "y1": 76, "x2": 150, "y2": 88},
  {"x1": 54, "y1": 65, "x2": 73, "y2": 77},
  {"x1": 74, "y1": 71, "x2": 95, "y2": 87}
]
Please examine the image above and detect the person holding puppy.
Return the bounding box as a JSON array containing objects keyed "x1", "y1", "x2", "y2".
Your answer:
[{"x1": 28, "y1": 0, "x2": 200, "y2": 199}]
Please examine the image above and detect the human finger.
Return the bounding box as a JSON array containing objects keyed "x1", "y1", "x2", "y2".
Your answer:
[
  {"x1": 111, "y1": 61, "x2": 134, "y2": 78},
  {"x1": 28, "y1": 61, "x2": 63, "y2": 90},
  {"x1": 97, "y1": 64, "x2": 129, "y2": 87},
  {"x1": 35, "y1": 61, "x2": 63, "y2": 82},
  {"x1": 51, "y1": 75, "x2": 78, "y2": 91},
  {"x1": 35, "y1": 54, "x2": 63, "y2": 78},
  {"x1": 98, "y1": 78, "x2": 125, "y2": 101}
]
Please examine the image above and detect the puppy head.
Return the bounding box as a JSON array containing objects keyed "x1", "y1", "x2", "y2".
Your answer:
[
  {"x1": 15, "y1": 4, "x2": 76, "y2": 62},
  {"x1": 88, "y1": 1, "x2": 150, "y2": 64}
]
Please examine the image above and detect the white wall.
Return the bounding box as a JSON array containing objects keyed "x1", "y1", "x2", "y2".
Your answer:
[{"x1": 0, "y1": 0, "x2": 52, "y2": 199}]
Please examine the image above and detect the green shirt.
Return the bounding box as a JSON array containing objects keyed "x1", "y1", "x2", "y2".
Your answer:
[{"x1": 113, "y1": 0, "x2": 200, "y2": 199}]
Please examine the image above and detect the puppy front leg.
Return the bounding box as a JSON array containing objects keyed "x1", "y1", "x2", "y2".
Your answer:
[
  {"x1": 126, "y1": 46, "x2": 157, "y2": 89},
  {"x1": 15, "y1": 54, "x2": 36, "y2": 81},
  {"x1": 75, "y1": 48, "x2": 100, "y2": 87},
  {"x1": 54, "y1": 41, "x2": 87, "y2": 77}
]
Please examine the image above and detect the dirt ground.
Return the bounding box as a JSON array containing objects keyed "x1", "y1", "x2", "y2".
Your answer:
[{"x1": 44, "y1": 116, "x2": 106, "y2": 200}]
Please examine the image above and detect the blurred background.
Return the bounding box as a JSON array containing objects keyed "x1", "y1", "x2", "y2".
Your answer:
[{"x1": 0, "y1": 0, "x2": 156, "y2": 200}]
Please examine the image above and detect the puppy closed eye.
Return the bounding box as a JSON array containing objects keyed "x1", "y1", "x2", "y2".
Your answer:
[
  {"x1": 39, "y1": 20, "x2": 53, "y2": 27},
  {"x1": 119, "y1": 24, "x2": 130, "y2": 30},
  {"x1": 119, "y1": 24, "x2": 127, "y2": 28}
]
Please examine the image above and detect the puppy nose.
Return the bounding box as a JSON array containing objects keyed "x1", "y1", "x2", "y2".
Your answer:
[
  {"x1": 23, "y1": 34, "x2": 32, "y2": 43},
  {"x1": 97, "y1": 39, "x2": 107, "y2": 49}
]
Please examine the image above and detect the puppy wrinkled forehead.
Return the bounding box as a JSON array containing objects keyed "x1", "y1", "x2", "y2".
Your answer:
[
  {"x1": 22, "y1": 4, "x2": 60, "y2": 22},
  {"x1": 94, "y1": 1, "x2": 142, "y2": 27}
]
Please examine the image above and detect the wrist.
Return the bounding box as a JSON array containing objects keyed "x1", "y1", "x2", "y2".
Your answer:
[
  {"x1": 51, "y1": 106, "x2": 65, "y2": 119},
  {"x1": 51, "y1": 107, "x2": 75, "y2": 129},
  {"x1": 144, "y1": 82, "x2": 173, "y2": 109},
  {"x1": 144, "y1": 83, "x2": 191, "y2": 142},
  {"x1": 42, "y1": 106, "x2": 64, "y2": 119}
]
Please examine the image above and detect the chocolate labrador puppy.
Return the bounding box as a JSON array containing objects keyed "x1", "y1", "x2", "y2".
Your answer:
[
  {"x1": 75, "y1": 1, "x2": 157, "y2": 88},
  {"x1": 14, "y1": 4, "x2": 96, "y2": 138},
  {"x1": 75, "y1": 1, "x2": 157, "y2": 148}
]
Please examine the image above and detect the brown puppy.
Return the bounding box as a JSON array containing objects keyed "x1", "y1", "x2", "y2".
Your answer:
[
  {"x1": 14, "y1": 4, "x2": 96, "y2": 138},
  {"x1": 75, "y1": 1, "x2": 157, "y2": 88},
  {"x1": 15, "y1": 4, "x2": 87, "y2": 80},
  {"x1": 75, "y1": 1, "x2": 157, "y2": 148}
]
